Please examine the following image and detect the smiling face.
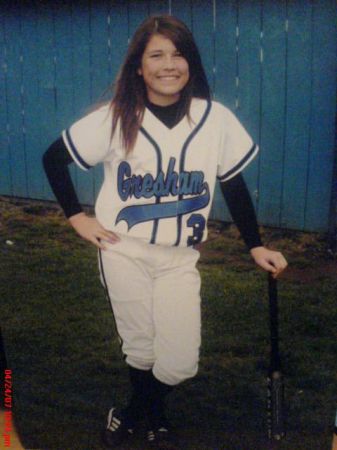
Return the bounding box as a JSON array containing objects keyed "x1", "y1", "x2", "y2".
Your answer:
[{"x1": 138, "y1": 33, "x2": 190, "y2": 106}]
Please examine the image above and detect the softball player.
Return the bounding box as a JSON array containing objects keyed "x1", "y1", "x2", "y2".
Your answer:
[{"x1": 43, "y1": 15, "x2": 287, "y2": 448}]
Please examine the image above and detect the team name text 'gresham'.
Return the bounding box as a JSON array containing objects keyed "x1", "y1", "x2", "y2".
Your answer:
[{"x1": 118, "y1": 157, "x2": 206, "y2": 201}]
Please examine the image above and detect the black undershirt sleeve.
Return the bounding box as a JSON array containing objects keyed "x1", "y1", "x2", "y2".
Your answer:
[
  {"x1": 42, "y1": 137, "x2": 83, "y2": 218},
  {"x1": 220, "y1": 174, "x2": 263, "y2": 250}
]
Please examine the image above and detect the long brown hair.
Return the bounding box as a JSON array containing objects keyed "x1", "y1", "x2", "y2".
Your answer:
[{"x1": 111, "y1": 15, "x2": 211, "y2": 154}]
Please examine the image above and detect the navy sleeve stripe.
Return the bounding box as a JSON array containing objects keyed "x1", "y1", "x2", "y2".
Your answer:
[
  {"x1": 217, "y1": 144, "x2": 258, "y2": 181},
  {"x1": 64, "y1": 129, "x2": 92, "y2": 171}
]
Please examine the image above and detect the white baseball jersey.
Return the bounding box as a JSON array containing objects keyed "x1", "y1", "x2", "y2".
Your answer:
[{"x1": 62, "y1": 98, "x2": 258, "y2": 247}]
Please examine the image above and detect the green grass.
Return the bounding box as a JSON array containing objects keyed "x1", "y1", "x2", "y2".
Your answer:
[{"x1": 0, "y1": 196, "x2": 336, "y2": 449}]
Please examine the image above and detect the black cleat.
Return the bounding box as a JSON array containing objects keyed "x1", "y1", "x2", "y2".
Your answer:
[
  {"x1": 101, "y1": 407, "x2": 134, "y2": 448},
  {"x1": 147, "y1": 418, "x2": 179, "y2": 449},
  {"x1": 147, "y1": 425, "x2": 169, "y2": 444}
]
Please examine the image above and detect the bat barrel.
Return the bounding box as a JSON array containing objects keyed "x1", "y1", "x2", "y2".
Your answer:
[
  {"x1": 267, "y1": 274, "x2": 285, "y2": 441},
  {"x1": 267, "y1": 371, "x2": 285, "y2": 440}
]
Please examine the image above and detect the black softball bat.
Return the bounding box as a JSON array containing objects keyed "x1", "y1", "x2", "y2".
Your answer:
[{"x1": 267, "y1": 273, "x2": 285, "y2": 441}]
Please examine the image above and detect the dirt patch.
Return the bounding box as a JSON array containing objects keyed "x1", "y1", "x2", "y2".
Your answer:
[{"x1": 283, "y1": 262, "x2": 337, "y2": 283}]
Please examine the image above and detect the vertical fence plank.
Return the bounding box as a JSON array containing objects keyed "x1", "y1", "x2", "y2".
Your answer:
[
  {"x1": 213, "y1": 0, "x2": 237, "y2": 109},
  {"x1": 3, "y1": 3, "x2": 27, "y2": 198},
  {"x1": 281, "y1": 1, "x2": 313, "y2": 230},
  {"x1": 20, "y1": 4, "x2": 47, "y2": 200},
  {"x1": 191, "y1": 0, "x2": 215, "y2": 91},
  {"x1": 148, "y1": 0, "x2": 170, "y2": 15},
  {"x1": 236, "y1": 0, "x2": 262, "y2": 209},
  {"x1": 90, "y1": 1, "x2": 111, "y2": 102},
  {"x1": 211, "y1": 0, "x2": 238, "y2": 222},
  {"x1": 0, "y1": 9, "x2": 12, "y2": 196},
  {"x1": 35, "y1": 3, "x2": 59, "y2": 200},
  {"x1": 70, "y1": 0, "x2": 95, "y2": 206},
  {"x1": 305, "y1": 0, "x2": 337, "y2": 231},
  {"x1": 127, "y1": 0, "x2": 150, "y2": 38},
  {"x1": 170, "y1": 0, "x2": 192, "y2": 28},
  {"x1": 107, "y1": 0, "x2": 129, "y2": 85},
  {"x1": 54, "y1": 1, "x2": 75, "y2": 131},
  {"x1": 257, "y1": 1, "x2": 287, "y2": 227}
]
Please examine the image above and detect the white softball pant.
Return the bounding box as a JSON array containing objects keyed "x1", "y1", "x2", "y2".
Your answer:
[{"x1": 98, "y1": 235, "x2": 201, "y2": 386}]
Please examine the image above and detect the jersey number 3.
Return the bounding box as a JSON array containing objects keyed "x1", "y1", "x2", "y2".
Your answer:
[{"x1": 187, "y1": 214, "x2": 206, "y2": 246}]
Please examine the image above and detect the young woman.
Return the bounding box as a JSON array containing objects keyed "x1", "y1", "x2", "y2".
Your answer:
[{"x1": 43, "y1": 15, "x2": 287, "y2": 448}]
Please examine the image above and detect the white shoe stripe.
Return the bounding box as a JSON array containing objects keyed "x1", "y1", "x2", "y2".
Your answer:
[
  {"x1": 106, "y1": 408, "x2": 114, "y2": 428},
  {"x1": 112, "y1": 417, "x2": 121, "y2": 426},
  {"x1": 148, "y1": 431, "x2": 155, "y2": 441}
]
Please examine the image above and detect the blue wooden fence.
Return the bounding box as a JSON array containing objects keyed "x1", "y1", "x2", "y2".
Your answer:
[{"x1": 1, "y1": 0, "x2": 336, "y2": 232}]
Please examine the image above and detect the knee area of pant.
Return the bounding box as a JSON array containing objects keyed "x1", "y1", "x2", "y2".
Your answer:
[
  {"x1": 153, "y1": 360, "x2": 199, "y2": 386},
  {"x1": 126, "y1": 355, "x2": 154, "y2": 372}
]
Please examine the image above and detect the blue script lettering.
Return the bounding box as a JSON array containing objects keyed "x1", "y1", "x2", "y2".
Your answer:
[{"x1": 117, "y1": 157, "x2": 206, "y2": 201}]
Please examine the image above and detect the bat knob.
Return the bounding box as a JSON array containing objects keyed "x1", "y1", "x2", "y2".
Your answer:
[{"x1": 271, "y1": 370, "x2": 282, "y2": 380}]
